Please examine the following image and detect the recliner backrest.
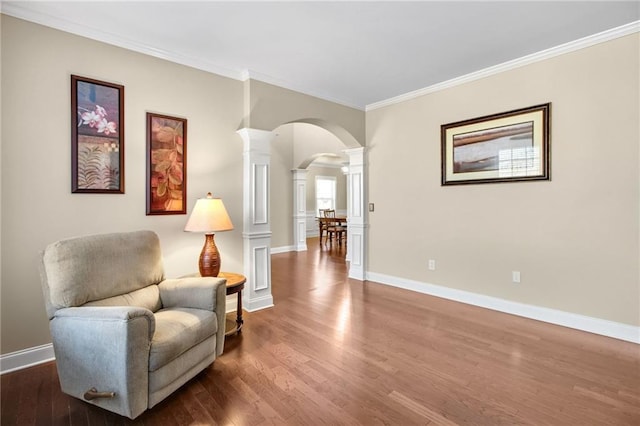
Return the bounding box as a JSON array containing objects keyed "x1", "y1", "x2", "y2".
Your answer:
[
  {"x1": 40, "y1": 230, "x2": 165, "y2": 318},
  {"x1": 83, "y1": 285, "x2": 162, "y2": 313}
]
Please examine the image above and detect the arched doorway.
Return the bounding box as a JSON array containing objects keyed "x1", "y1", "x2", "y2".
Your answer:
[{"x1": 236, "y1": 120, "x2": 365, "y2": 312}]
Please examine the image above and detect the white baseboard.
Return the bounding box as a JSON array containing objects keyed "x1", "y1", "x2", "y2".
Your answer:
[
  {"x1": 271, "y1": 245, "x2": 295, "y2": 254},
  {"x1": 6, "y1": 273, "x2": 635, "y2": 375},
  {"x1": 244, "y1": 295, "x2": 274, "y2": 312},
  {"x1": 1, "y1": 343, "x2": 55, "y2": 375},
  {"x1": 366, "y1": 272, "x2": 640, "y2": 344}
]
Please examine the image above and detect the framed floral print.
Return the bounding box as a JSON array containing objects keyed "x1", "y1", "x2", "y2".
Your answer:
[
  {"x1": 146, "y1": 112, "x2": 187, "y2": 215},
  {"x1": 71, "y1": 75, "x2": 125, "y2": 193}
]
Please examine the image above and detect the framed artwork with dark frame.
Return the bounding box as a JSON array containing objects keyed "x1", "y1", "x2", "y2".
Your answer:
[
  {"x1": 146, "y1": 112, "x2": 187, "y2": 215},
  {"x1": 441, "y1": 103, "x2": 551, "y2": 185},
  {"x1": 71, "y1": 75, "x2": 125, "y2": 193}
]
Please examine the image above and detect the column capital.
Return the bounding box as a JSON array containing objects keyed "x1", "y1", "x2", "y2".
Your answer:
[
  {"x1": 344, "y1": 146, "x2": 365, "y2": 166},
  {"x1": 343, "y1": 146, "x2": 365, "y2": 156},
  {"x1": 236, "y1": 128, "x2": 276, "y2": 152},
  {"x1": 291, "y1": 168, "x2": 309, "y2": 179}
]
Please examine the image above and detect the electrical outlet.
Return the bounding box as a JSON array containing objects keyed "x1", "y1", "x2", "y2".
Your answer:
[
  {"x1": 428, "y1": 259, "x2": 436, "y2": 271},
  {"x1": 512, "y1": 271, "x2": 521, "y2": 283}
]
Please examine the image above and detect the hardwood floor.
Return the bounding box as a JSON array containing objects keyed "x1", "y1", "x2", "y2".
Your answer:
[{"x1": 2, "y1": 237, "x2": 639, "y2": 425}]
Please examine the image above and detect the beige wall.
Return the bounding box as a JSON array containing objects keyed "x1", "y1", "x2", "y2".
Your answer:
[
  {"x1": 366, "y1": 34, "x2": 640, "y2": 326},
  {"x1": 245, "y1": 79, "x2": 365, "y2": 144},
  {"x1": 0, "y1": 15, "x2": 4, "y2": 330},
  {"x1": 0, "y1": 16, "x2": 245, "y2": 354},
  {"x1": 270, "y1": 126, "x2": 294, "y2": 248},
  {"x1": 292, "y1": 123, "x2": 347, "y2": 167},
  {"x1": 4, "y1": 14, "x2": 635, "y2": 357},
  {"x1": 0, "y1": 16, "x2": 367, "y2": 355}
]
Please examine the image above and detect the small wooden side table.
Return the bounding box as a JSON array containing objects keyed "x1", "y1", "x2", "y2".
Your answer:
[{"x1": 218, "y1": 271, "x2": 246, "y2": 336}]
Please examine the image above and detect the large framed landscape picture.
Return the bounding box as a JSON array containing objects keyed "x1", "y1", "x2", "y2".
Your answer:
[
  {"x1": 441, "y1": 103, "x2": 550, "y2": 185},
  {"x1": 71, "y1": 75, "x2": 125, "y2": 193}
]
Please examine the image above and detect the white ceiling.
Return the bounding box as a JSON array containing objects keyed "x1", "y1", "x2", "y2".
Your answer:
[{"x1": 3, "y1": 1, "x2": 639, "y2": 110}]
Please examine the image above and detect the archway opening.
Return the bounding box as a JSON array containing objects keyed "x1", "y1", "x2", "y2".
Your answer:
[
  {"x1": 236, "y1": 121, "x2": 365, "y2": 313},
  {"x1": 271, "y1": 122, "x2": 351, "y2": 253}
]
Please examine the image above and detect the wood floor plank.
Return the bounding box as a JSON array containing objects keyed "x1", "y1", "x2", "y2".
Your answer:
[
  {"x1": 14, "y1": 361, "x2": 41, "y2": 425},
  {"x1": 34, "y1": 363, "x2": 53, "y2": 426},
  {"x1": 50, "y1": 367, "x2": 72, "y2": 426},
  {"x1": 389, "y1": 390, "x2": 459, "y2": 426},
  {"x1": 2, "y1": 237, "x2": 639, "y2": 425}
]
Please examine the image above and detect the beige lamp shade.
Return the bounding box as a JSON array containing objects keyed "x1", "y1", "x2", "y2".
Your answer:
[
  {"x1": 185, "y1": 193, "x2": 233, "y2": 277},
  {"x1": 184, "y1": 193, "x2": 234, "y2": 233}
]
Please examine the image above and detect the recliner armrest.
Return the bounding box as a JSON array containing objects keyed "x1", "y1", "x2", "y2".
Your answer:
[
  {"x1": 54, "y1": 306, "x2": 155, "y2": 340},
  {"x1": 159, "y1": 276, "x2": 227, "y2": 357},
  {"x1": 50, "y1": 306, "x2": 156, "y2": 419},
  {"x1": 158, "y1": 277, "x2": 226, "y2": 312}
]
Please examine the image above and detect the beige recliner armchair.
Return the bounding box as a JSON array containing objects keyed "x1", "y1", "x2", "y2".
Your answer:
[{"x1": 39, "y1": 230, "x2": 227, "y2": 419}]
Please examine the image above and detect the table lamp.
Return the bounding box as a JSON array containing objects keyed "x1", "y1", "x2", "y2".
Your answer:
[{"x1": 184, "y1": 192, "x2": 234, "y2": 277}]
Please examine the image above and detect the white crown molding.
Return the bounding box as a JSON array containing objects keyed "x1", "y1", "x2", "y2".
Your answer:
[
  {"x1": 1, "y1": 3, "x2": 364, "y2": 111},
  {"x1": 366, "y1": 20, "x2": 640, "y2": 111},
  {"x1": 366, "y1": 271, "x2": 640, "y2": 344},
  {"x1": 4, "y1": 3, "x2": 635, "y2": 114},
  {"x1": 1, "y1": 2, "x2": 244, "y2": 80}
]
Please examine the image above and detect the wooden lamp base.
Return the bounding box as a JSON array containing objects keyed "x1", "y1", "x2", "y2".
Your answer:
[{"x1": 199, "y1": 233, "x2": 221, "y2": 277}]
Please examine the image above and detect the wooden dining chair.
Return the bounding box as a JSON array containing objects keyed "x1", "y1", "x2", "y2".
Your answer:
[
  {"x1": 321, "y1": 209, "x2": 336, "y2": 245},
  {"x1": 328, "y1": 224, "x2": 347, "y2": 247},
  {"x1": 318, "y1": 209, "x2": 330, "y2": 243},
  {"x1": 322, "y1": 209, "x2": 336, "y2": 219},
  {"x1": 323, "y1": 209, "x2": 346, "y2": 246}
]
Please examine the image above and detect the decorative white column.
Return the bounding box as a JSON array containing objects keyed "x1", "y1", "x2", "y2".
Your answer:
[
  {"x1": 236, "y1": 128, "x2": 275, "y2": 311},
  {"x1": 344, "y1": 147, "x2": 366, "y2": 280},
  {"x1": 292, "y1": 169, "x2": 308, "y2": 252}
]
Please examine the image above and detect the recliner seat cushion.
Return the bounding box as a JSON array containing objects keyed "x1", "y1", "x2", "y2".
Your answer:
[{"x1": 149, "y1": 308, "x2": 218, "y2": 371}]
